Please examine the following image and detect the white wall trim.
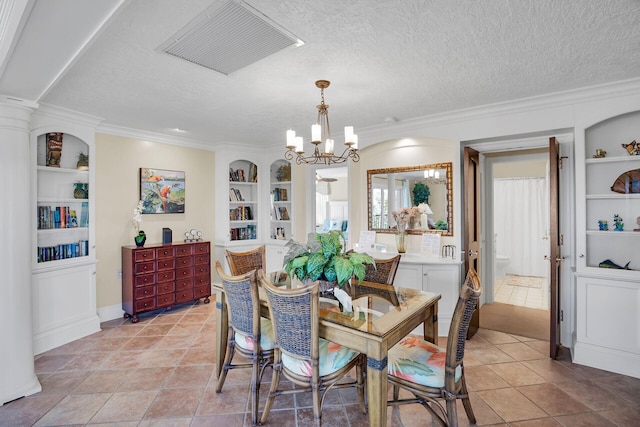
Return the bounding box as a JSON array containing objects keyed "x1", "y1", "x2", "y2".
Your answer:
[
  {"x1": 359, "y1": 77, "x2": 640, "y2": 145},
  {"x1": 97, "y1": 303, "x2": 125, "y2": 323},
  {"x1": 33, "y1": 314, "x2": 100, "y2": 355}
]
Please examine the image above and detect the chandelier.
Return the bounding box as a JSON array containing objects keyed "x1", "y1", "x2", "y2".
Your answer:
[{"x1": 285, "y1": 80, "x2": 360, "y2": 165}]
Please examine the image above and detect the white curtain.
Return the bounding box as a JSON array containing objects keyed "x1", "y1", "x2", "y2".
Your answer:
[{"x1": 494, "y1": 177, "x2": 549, "y2": 277}]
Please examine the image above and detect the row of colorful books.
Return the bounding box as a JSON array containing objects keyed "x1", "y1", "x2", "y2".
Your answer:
[
  {"x1": 272, "y1": 187, "x2": 288, "y2": 201},
  {"x1": 230, "y1": 225, "x2": 257, "y2": 240},
  {"x1": 38, "y1": 203, "x2": 88, "y2": 229},
  {"x1": 229, "y1": 205, "x2": 253, "y2": 221},
  {"x1": 273, "y1": 206, "x2": 289, "y2": 220},
  {"x1": 37, "y1": 240, "x2": 89, "y2": 263}
]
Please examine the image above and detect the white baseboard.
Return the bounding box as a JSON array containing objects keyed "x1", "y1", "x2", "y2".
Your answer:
[
  {"x1": 98, "y1": 303, "x2": 125, "y2": 323},
  {"x1": 33, "y1": 314, "x2": 101, "y2": 355},
  {"x1": 574, "y1": 342, "x2": 640, "y2": 379}
]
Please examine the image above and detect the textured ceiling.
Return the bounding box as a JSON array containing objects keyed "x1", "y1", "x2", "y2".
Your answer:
[{"x1": 1, "y1": 0, "x2": 640, "y2": 149}]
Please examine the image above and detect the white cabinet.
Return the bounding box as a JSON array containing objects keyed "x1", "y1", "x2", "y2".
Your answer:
[
  {"x1": 395, "y1": 257, "x2": 462, "y2": 333},
  {"x1": 574, "y1": 109, "x2": 640, "y2": 379},
  {"x1": 266, "y1": 243, "x2": 287, "y2": 273},
  {"x1": 30, "y1": 115, "x2": 100, "y2": 354}
]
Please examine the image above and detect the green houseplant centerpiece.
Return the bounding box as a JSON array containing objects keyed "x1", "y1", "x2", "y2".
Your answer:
[{"x1": 283, "y1": 230, "x2": 375, "y2": 291}]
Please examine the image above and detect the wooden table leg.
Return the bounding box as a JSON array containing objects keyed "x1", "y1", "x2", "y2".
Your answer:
[
  {"x1": 366, "y1": 356, "x2": 388, "y2": 427},
  {"x1": 423, "y1": 301, "x2": 438, "y2": 344},
  {"x1": 215, "y1": 289, "x2": 228, "y2": 378}
]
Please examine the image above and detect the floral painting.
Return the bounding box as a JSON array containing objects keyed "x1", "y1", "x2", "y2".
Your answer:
[{"x1": 139, "y1": 168, "x2": 185, "y2": 214}]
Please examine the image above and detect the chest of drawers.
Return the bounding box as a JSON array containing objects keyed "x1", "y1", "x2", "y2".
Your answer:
[{"x1": 122, "y1": 241, "x2": 211, "y2": 322}]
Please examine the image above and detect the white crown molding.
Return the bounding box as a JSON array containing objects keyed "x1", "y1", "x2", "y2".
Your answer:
[
  {"x1": 97, "y1": 122, "x2": 220, "y2": 151},
  {"x1": 98, "y1": 122, "x2": 285, "y2": 154},
  {"x1": 358, "y1": 77, "x2": 640, "y2": 145},
  {"x1": 35, "y1": 102, "x2": 103, "y2": 127}
]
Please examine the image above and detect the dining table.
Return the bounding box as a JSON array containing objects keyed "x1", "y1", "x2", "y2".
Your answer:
[{"x1": 213, "y1": 271, "x2": 441, "y2": 427}]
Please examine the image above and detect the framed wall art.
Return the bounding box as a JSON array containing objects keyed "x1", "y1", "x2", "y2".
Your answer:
[{"x1": 139, "y1": 168, "x2": 185, "y2": 213}]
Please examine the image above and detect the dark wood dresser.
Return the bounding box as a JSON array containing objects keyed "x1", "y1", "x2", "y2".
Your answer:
[{"x1": 121, "y1": 241, "x2": 211, "y2": 322}]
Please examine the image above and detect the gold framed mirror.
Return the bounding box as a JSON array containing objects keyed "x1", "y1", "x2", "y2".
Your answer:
[{"x1": 367, "y1": 163, "x2": 453, "y2": 236}]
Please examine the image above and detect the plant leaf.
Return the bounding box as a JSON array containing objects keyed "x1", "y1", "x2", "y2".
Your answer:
[{"x1": 334, "y1": 256, "x2": 354, "y2": 287}]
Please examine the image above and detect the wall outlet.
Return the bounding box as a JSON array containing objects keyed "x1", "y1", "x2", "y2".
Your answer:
[{"x1": 116, "y1": 269, "x2": 122, "y2": 279}]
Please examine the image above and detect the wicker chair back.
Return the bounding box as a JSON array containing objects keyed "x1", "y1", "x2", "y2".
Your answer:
[
  {"x1": 261, "y1": 274, "x2": 318, "y2": 360},
  {"x1": 225, "y1": 245, "x2": 266, "y2": 275},
  {"x1": 216, "y1": 262, "x2": 258, "y2": 337}
]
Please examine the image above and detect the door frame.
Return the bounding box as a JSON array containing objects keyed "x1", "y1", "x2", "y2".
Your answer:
[{"x1": 462, "y1": 132, "x2": 575, "y2": 350}]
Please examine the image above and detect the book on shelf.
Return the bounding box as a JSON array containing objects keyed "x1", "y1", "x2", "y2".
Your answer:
[
  {"x1": 80, "y1": 202, "x2": 89, "y2": 227},
  {"x1": 230, "y1": 225, "x2": 257, "y2": 241},
  {"x1": 38, "y1": 205, "x2": 83, "y2": 229},
  {"x1": 37, "y1": 240, "x2": 89, "y2": 263},
  {"x1": 248, "y1": 163, "x2": 258, "y2": 183},
  {"x1": 229, "y1": 205, "x2": 253, "y2": 221},
  {"x1": 229, "y1": 188, "x2": 244, "y2": 201},
  {"x1": 272, "y1": 187, "x2": 288, "y2": 201},
  {"x1": 279, "y1": 207, "x2": 289, "y2": 220},
  {"x1": 229, "y1": 168, "x2": 246, "y2": 182}
]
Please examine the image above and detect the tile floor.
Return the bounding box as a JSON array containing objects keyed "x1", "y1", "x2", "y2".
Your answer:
[
  {"x1": 494, "y1": 274, "x2": 549, "y2": 310},
  {"x1": 2, "y1": 299, "x2": 640, "y2": 426}
]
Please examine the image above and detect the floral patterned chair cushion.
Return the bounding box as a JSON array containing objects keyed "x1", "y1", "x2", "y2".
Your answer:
[
  {"x1": 388, "y1": 335, "x2": 462, "y2": 388},
  {"x1": 282, "y1": 338, "x2": 358, "y2": 377},
  {"x1": 235, "y1": 317, "x2": 275, "y2": 351}
]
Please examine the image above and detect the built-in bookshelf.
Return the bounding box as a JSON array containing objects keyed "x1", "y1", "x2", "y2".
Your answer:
[
  {"x1": 574, "y1": 108, "x2": 640, "y2": 379},
  {"x1": 269, "y1": 159, "x2": 293, "y2": 241},
  {"x1": 35, "y1": 133, "x2": 92, "y2": 265},
  {"x1": 229, "y1": 159, "x2": 258, "y2": 241},
  {"x1": 30, "y1": 112, "x2": 100, "y2": 355}
]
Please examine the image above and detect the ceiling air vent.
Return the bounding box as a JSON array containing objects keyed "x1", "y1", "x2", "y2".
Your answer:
[{"x1": 159, "y1": 0, "x2": 303, "y2": 75}]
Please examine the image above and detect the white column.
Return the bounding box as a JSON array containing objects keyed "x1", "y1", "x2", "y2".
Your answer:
[{"x1": 0, "y1": 99, "x2": 41, "y2": 405}]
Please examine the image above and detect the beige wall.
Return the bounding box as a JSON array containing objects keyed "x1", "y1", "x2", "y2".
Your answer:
[
  {"x1": 95, "y1": 134, "x2": 215, "y2": 309},
  {"x1": 493, "y1": 159, "x2": 547, "y2": 178}
]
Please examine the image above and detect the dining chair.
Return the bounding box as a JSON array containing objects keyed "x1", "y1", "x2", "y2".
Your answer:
[
  {"x1": 257, "y1": 270, "x2": 366, "y2": 427},
  {"x1": 363, "y1": 254, "x2": 401, "y2": 285},
  {"x1": 225, "y1": 245, "x2": 266, "y2": 275},
  {"x1": 386, "y1": 267, "x2": 482, "y2": 426},
  {"x1": 345, "y1": 251, "x2": 401, "y2": 285},
  {"x1": 214, "y1": 261, "x2": 274, "y2": 426}
]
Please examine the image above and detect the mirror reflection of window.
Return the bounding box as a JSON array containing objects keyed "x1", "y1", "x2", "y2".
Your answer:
[{"x1": 367, "y1": 163, "x2": 453, "y2": 236}]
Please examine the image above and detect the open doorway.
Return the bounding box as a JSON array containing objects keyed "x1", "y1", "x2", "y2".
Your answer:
[
  {"x1": 314, "y1": 167, "x2": 349, "y2": 243},
  {"x1": 480, "y1": 149, "x2": 551, "y2": 340}
]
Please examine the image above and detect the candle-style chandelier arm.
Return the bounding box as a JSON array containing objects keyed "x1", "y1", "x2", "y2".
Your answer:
[{"x1": 285, "y1": 144, "x2": 359, "y2": 165}]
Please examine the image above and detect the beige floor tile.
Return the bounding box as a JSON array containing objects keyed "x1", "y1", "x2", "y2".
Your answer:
[
  {"x1": 164, "y1": 364, "x2": 214, "y2": 388},
  {"x1": 488, "y1": 362, "x2": 548, "y2": 387},
  {"x1": 33, "y1": 393, "x2": 111, "y2": 426},
  {"x1": 553, "y1": 411, "x2": 617, "y2": 426},
  {"x1": 89, "y1": 390, "x2": 158, "y2": 423},
  {"x1": 466, "y1": 345, "x2": 515, "y2": 364},
  {"x1": 476, "y1": 388, "x2": 547, "y2": 422},
  {"x1": 196, "y1": 384, "x2": 248, "y2": 415},
  {"x1": 495, "y1": 342, "x2": 548, "y2": 361},
  {"x1": 517, "y1": 383, "x2": 590, "y2": 416},
  {"x1": 465, "y1": 365, "x2": 511, "y2": 391},
  {"x1": 73, "y1": 369, "x2": 128, "y2": 394},
  {"x1": 144, "y1": 387, "x2": 204, "y2": 419}
]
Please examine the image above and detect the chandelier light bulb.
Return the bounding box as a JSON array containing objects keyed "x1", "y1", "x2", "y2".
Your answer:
[{"x1": 286, "y1": 129, "x2": 296, "y2": 149}]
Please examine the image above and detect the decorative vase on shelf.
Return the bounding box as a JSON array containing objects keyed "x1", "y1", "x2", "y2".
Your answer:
[
  {"x1": 134, "y1": 231, "x2": 146, "y2": 247},
  {"x1": 73, "y1": 183, "x2": 88, "y2": 199},
  {"x1": 395, "y1": 231, "x2": 407, "y2": 253}
]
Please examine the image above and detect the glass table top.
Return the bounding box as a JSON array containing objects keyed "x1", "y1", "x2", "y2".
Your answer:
[{"x1": 263, "y1": 271, "x2": 441, "y2": 337}]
